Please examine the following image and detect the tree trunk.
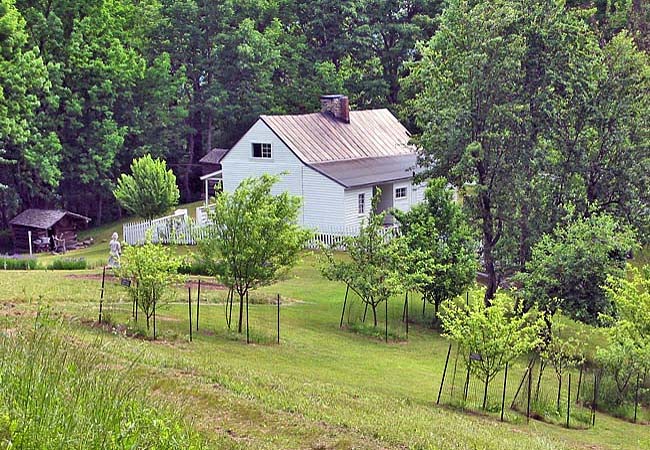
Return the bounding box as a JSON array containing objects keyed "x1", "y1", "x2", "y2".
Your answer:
[
  {"x1": 483, "y1": 241, "x2": 498, "y2": 305},
  {"x1": 206, "y1": 110, "x2": 213, "y2": 154},
  {"x1": 477, "y1": 164, "x2": 499, "y2": 306},
  {"x1": 557, "y1": 374, "x2": 562, "y2": 412},
  {"x1": 237, "y1": 292, "x2": 244, "y2": 333},
  {"x1": 372, "y1": 304, "x2": 378, "y2": 327},
  {"x1": 483, "y1": 374, "x2": 490, "y2": 410},
  {"x1": 536, "y1": 361, "x2": 545, "y2": 401},
  {"x1": 518, "y1": 200, "x2": 530, "y2": 268}
]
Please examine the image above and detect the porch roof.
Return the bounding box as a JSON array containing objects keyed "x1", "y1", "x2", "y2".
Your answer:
[{"x1": 310, "y1": 154, "x2": 418, "y2": 188}]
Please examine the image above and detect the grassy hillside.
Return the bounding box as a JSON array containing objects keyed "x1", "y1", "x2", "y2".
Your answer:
[{"x1": 1, "y1": 253, "x2": 649, "y2": 449}]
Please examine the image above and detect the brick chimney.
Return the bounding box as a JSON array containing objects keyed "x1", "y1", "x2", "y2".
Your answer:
[{"x1": 320, "y1": 94, "x2": 350, "y2": 123}]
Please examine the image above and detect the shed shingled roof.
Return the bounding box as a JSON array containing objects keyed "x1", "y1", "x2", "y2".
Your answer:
[
  {"x1": 199, "y1": 148, "x2": 230, "y2": 165},
  {"x1": 9, "y1": 209, "x2": 91, "y2": 229},
  {"x1": 259, "y1": 109, "x2": 413, "y2": 164}
]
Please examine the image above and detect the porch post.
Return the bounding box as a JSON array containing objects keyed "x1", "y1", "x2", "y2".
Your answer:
[{"x1": 204, "y1": 178, "x2": 209, "y2": 206}]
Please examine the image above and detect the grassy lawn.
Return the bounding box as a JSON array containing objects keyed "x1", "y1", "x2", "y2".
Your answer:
[{"x1": 1, "y1": 251, "x2": 649, "y2": 449}]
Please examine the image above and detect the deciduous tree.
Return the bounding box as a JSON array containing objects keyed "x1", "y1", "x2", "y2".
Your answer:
[
  {"x1": 195, "y1": 174, "x2": 310, "y2": 333},
  {"x1": 114, "y1": 155, "x2": 180, "y2": 220},
  {"x1": 440, "y1": 290, "x2": 543, "y2": 409},
  {"x1": 515, "y1": 211, "x2": 638, "y2": 327},
  {"x1": 392, "y1": 178, "x2": 477, "y2": 321},
  {"x1": 119, "y1": 233, "x2": 185, "y2": 331},
  {"x1": 321, "y1": 192, "x2": 405, "y2": 327}
]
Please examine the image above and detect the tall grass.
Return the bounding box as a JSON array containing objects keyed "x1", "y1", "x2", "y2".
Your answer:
[
  {"x1": 47, "y1": 257, "x2": 88, "y2": 270},
  {"x1": 0, "y1": 319, "x2": 204, "y2": 449},
  {"x1": 0, "y1": 257, "x2": 38, "y2": 270}
]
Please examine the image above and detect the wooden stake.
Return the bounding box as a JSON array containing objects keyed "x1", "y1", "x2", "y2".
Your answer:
[
  {"x1": 245, "y1": 291, "x2": 249, "y2": 344},
  {"x1": 463, "y1": 360, "x2": 471, "y2": 402},
  {"x1": 576, "y1": 365, "x2": 583, "y2": 404},
  {"x1": 437, "y1": 343, "x2": 452, "y2": 405},
  {"x1": 277, "y1": 293, "x2": 280, "y2": 344},
  {"x1": 228, "y1": 288, "x2": 234, "y2": 329},
  {"x1": 99, "y1": 266, "x2": 106, "y2": 323},
  {"x1": 566, "y1": 373, "x2": 571, "y2": 428},
  {"x1": 591, "y1": 372, "x2": 597, "y2": 426},
  {"x1": 385, "y1": 296, "x2": 388, "y2": 343},
  {"x1": 340, "y1": 285, "x2": 349, "y2": 328},
  {"x1": 196, "y1": 279, "x2": 201, "y2": 331},
  {"x1": 188, "y1": 287, "x2": 193, "y2": 342},
  {"x1": 634, "y1": 372, "x2": 640, "y2": 423},
  {"x1": 225, "y1": 287, "x2": 232, "y2": 328},
  {"x1": 405, "y1": 292, "x2": 409, "y2": 338},
  {"x1": 501, "y1": 362, "x2": 508, "y2": 422},
  {"x1": 526, "y1": 366, "x2": 532, "y2": 423}
]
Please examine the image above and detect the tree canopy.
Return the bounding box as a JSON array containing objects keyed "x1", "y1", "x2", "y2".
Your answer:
[
  {"x1": 403, "y1": 0, "x2": 649, "y2": 303},
  {"x1": 515, "y1": 211, "x2": 638, "y2": 326},
  {"x1": 113, "y1": 155, "x2": 180, "y2": 220}
]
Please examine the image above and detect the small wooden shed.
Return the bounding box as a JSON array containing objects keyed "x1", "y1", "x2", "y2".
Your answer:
[{"x1": 9, "y1": 209, "x2": 91, "y2": 254}]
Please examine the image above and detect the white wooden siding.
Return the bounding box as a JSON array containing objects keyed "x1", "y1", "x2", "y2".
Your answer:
[
  {"x1": 412, "y1": 182, "x2": 426, "y2": 205},
  {"x1": 220, "y1": 119, "x2": 345, "y2": 229},
  {"x1": 301, "y1": 166, "x2": 345, "y2": 228},
  {"x1": 344, "y1": 186, "x2": 373, "y2": 228},
  {"x1": 392, "y1": 181, "x2": 411, "y2": 213}
]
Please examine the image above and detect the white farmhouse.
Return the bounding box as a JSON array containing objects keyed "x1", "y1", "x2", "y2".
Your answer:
[{"x1": 200, "y1": 95, "x2": 424, "y2": 232}]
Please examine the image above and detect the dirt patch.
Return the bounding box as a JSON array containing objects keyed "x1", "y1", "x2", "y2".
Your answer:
[
  {"x1": 0, "y1": 302, "x2": 35, "y2": 319},
  {"x1": 185, "y1": 279, "x2": 226, "y2": 291}
]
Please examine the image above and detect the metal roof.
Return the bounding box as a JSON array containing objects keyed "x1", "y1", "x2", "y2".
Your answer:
[
  {"x1": 260, "y1": 109, "x2": 413, "y2": 164},
  {"x1": 199, "y1": 148, "x2": 230, "y2": 165},
  {"x1": 311, "y1": 154, "x2": 417, "y2": 188},
  {"x1": 9, "y1": 209, "x2": 91, "y2": 229}
]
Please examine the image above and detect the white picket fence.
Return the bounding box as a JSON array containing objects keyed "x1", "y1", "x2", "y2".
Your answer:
[
  {"x1": 122, "y1": 209, "x2": 200, "y2": 245},
  {"x1": 195, "y1": 205, "x2": 212, "y2": 226},
  {"x1": 305, "y1": 225, "x2": 360, "y2": 250},
  {"x1": 124, "y1": 212, "x2": 397, "y2": 249}
]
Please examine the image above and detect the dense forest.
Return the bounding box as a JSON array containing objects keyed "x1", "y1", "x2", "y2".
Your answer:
[{"x1": 0, "y1": 0, "x2": 648, "y2": 248}]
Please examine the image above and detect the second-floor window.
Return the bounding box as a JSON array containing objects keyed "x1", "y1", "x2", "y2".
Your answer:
[{"x1": 252, "y1": 142, "x2": 272, "y2": 158}]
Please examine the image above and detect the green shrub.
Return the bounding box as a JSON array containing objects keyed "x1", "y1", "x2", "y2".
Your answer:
[
  {"x1": 0, "y1": 257, "x2": 39, "y2": 270},
  {"x1": 0, "y1": 321, "x2": 204, "y2": 449},
  {"x1": 178, "y1": 259, "x2": 212, "y2": 276},
  {"x1": 47, "y1": 257, "x2": 88, "y2": 270}
]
